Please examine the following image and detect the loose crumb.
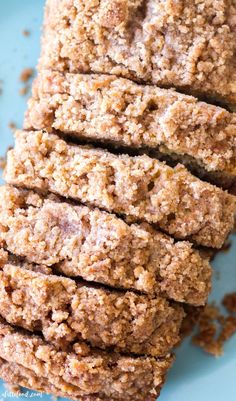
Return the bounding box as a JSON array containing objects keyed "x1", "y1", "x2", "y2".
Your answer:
[
  {"x1": 19, "y1": 86, "x2": 30, "y2": 96},
  {"x1": 0, "y1": 157, "x2": 6, "y2": 171},
  {"x1": 192, "y1": 293, "x2": 236, "y2": 356},
  {"x1": 19, "y1": 69, "x2": 34, "y2": 98},
  {"x1": 8, "y1": 122, "x2": 17, "y2": 131},
  {"x1": 223, "y1": 293, "x2": 236, "y2": 313},
  {"x1": 218, "y1": 316, "x2": 236, "y2": 344},
  {"x1": 20, "y1": 68, "x2": 34, "y2": 83},
  {"x1": 192, "y1": 304, "x2": 223, "y2": 356},
  {"x1": 22, "y1": 30, "x2": 30, "y2": 37}
]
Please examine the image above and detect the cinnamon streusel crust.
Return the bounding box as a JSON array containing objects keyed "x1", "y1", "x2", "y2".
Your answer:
[
  {"x1": 25, "y1": 71, "x2": 236, "y2": 187},
  {"x1": 0, "y1": 256, "x2": 185, "y2": 356},
  {"x1": 0, "y1": 320, "x2": 173, "y2": 401},
  {"x1": 5, "y1": 130, "x2": 236, "y2": 248},
  {"x1": 39, "y1": 0, "x2": 236, "y2": 107},
  {"x1": 0, "y1": 185, "x2": 211, "y2": 305}
]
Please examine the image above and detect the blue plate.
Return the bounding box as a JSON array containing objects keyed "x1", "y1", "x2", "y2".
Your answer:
[{"x1": 0, "y1": 1, "x2": 235, "y2": 400}]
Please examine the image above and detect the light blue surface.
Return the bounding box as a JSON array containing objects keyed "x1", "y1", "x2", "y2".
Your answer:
[{"x1": 0, "y1": 1, "x2": 235, "y2": 400}]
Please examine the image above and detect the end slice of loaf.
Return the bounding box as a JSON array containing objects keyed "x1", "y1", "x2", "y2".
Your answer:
[{"x1": 39, "y1": 0, "x2": 236, "y2": 107}]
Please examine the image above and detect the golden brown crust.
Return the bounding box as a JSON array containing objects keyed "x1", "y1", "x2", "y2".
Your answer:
[
  {"x1": 25, "y1": 71, "x2": 236, "y2": 186},
  {"x1": 39, "y1": 0, "x2": 236, "y2": 107},
  {"x1": 0, "y1": 320, "x2": 173, "y2": 401},
  {"x1": 0, "y1": 185, "x2": 212, "y2": 305},
  {"x1": 0, "y1": 258, "x2": 185, "y2": 356},
  {"x1": 5, "y1": 130, "x2": 236, "y2": 248}
]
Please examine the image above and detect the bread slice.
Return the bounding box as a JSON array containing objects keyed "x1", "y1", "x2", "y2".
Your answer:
[
  {"x1": 0, "y1": 251, "x2": 185, "y2": 356},
  {"x1": 39, "y1": 0, "x2": 236, "y2": 107},
  {"x1": 0, "y1": 319, "x2": 173, "y2": 401},
  {"x1": 0, "y1": 185, "x2": 211, "y2": 305},
  {"x1": 25, "y1": 71, "x2": 236, "y2": 188},
  {"x1": 5, "y1": 130, "x2": 236, "y2": 248}
]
